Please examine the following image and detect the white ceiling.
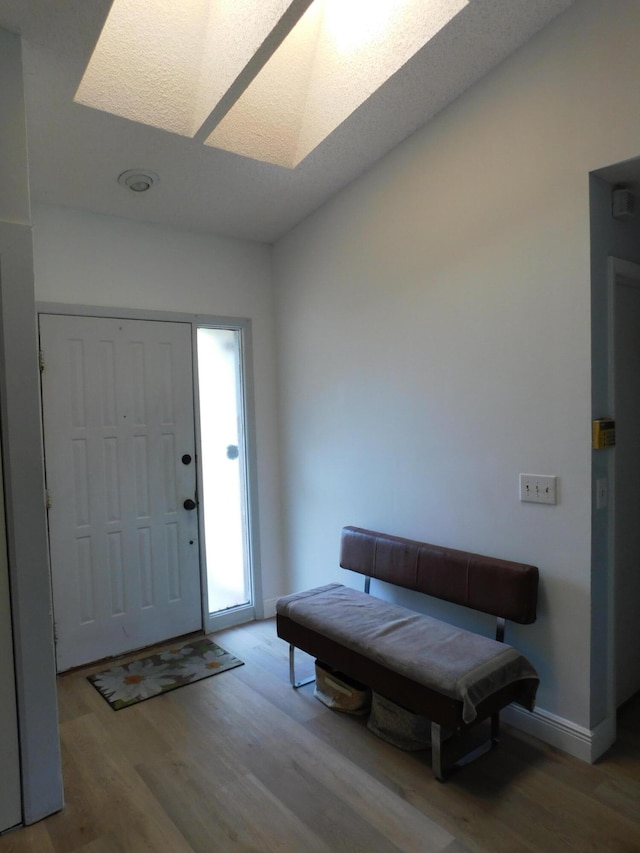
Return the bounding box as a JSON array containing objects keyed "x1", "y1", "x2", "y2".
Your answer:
[{"x1": 0, "y1": 0, "x2": 576, "y2": 244}]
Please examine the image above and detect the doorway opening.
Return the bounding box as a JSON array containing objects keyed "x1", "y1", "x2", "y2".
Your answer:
[
  {"x1": 38, "y1": 305, "x2": 261, "y2": 670},
  {"x1": 590, "y1": 159, "x2": 640, "y2": 759}
]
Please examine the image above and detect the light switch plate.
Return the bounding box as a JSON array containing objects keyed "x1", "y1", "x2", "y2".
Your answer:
[{"x1": 519, "y1": 474, "x2": 557, "y2": 505}]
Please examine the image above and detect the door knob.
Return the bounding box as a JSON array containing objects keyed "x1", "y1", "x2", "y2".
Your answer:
[{"x1": 183, "y1": 498, "x2": 196, "y2": 511}]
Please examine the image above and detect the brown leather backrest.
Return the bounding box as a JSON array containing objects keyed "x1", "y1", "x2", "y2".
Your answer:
[{"x1": 340, "y1": 526, "x2": 538, "y2": 624}]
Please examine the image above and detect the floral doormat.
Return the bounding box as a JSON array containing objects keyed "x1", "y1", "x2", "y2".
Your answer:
[{"x1": 87, "y1": 638, "x2": 244, "y2": 710}]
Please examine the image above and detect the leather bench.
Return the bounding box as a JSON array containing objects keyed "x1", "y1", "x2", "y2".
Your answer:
[{"x1": 276, "y1": 526, "x2": 539, "y2": 780}]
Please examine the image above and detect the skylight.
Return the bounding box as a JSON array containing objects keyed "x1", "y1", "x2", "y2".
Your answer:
[{"x1": 75, "y1": 0, "x2": 469, "y2": 169}]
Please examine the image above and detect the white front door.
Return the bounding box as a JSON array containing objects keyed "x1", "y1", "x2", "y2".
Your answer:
[{"x1": 40, "y1": 315, "x2": 202, "y2": 671}]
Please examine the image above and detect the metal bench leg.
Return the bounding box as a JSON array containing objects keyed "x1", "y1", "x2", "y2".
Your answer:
[
  {"x1": 491, "y1": 712, "x2": 500, "y2": 745},
  {"x1": 431, "y1": 722, "x2": 445, "y2": 781},
  {"x1": 432, "y1": 714, "x2": 502, "y2": 781},
  {"x1": 289, "y1": 644, "x2": 315, "y2": 688}
]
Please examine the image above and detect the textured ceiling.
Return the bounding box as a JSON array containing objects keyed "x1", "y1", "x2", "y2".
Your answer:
[{"x1": 0, "y1": 0, "x2": 576, "y2": 244}]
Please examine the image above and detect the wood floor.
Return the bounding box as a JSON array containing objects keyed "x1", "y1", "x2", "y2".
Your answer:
[{"x1": 1, "y1": 618, "x2": 639, "y2": 852}]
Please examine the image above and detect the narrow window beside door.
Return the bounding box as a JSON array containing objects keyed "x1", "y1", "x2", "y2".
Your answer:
[{"x1": 197, "y1": 328, "x2": 251, "y2": 615}]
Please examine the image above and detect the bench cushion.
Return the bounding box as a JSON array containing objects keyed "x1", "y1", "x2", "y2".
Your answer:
[{"x1": 276, "y1": 584, "x2": 539, "y2": 724}]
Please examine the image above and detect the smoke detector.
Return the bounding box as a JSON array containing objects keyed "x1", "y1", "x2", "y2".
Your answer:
[{"x1": 117, "y1": 169, "x2": 159, "y2": 193}]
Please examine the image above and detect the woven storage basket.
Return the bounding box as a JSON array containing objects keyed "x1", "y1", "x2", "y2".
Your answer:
[
  {"x1": 367, "y1": 692, "x2": 434, "y2": 750},
  {"x1": 314, "y1": 661, "x2": 371, "y2": 715}
]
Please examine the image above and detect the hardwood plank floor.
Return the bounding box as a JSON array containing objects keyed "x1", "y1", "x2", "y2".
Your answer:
[{"x1": 1, "y1": 619, "x2": 639, "y2": 852}]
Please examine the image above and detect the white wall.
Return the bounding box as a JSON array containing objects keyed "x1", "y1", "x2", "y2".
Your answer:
[
  {"x1": 32, "y1": 204, "x2": 284, "y2": 609},
  {"x1": 272, "y1": 0, "x2": 640, "y2": 746},
  {"x1": 0, "y1": 29, "x2": 29, "y2": 226}
]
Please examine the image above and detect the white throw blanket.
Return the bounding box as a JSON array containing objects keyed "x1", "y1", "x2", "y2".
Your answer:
[{"x1": 277, "y1": 583, "x2": 539, "y2": 724}]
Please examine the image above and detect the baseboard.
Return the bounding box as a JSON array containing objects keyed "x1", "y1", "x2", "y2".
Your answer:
[
  {"x1": 262, "y1": 597, "x2": 279, "y2": 619},
  {"x1": 588, "y1": 714, "x2": 617, "y2": 762},
  {"x1": 502, "y1": 704, "x2": 616, "y2": 764}
]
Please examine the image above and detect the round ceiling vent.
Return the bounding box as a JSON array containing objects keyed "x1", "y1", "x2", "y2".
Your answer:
[{"x1": 117, "y1": 169, "x2": 159, "y2": 193}]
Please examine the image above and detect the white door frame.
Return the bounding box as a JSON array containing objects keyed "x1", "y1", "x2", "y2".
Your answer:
[
  {"x1": 2, "y1": 228, "x2": 62, "y2": 826},
  {"x1": 0, "y1": 442, "x2": 22, "y2": 832},
  {"x1": 192, "y1": 323, "x2": 260, "y2": 633},
  {"x1": 601, "y1": 257, "x2": 640, "y2": 753},
  {"x1": 37, "y1": 303, "x2": 263, "y2": 643}
]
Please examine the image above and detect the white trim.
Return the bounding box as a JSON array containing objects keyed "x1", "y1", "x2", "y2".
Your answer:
[
  {"x1": 589, "y1": 713, "x2": 617, "y2": 763},
  {"x1": 192, "y1": 323, "x2": 263, "y2": 631},
  {"x1": 502, "y1": 704, "x2": 614, "y2": 764},
  {"x1": 262, "y1": 596, "x2": 279, "y2": 619},
  {"x1": 35, "y1": 301, "x2": 246, "y2": 329},
  {"x1": 204, "y1": 604, "x2": 256, "y2": 634},
  {"x1": 0, "y1": 406, "x2": 21, "y2": 832},
  {"x1": 2, "y1": 230, "x2": 63, "y2": 823}
]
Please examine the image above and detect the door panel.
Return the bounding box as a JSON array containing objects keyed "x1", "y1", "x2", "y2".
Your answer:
[{"x1": 40, "y1": 315, "x2": 201, "y2": 671}]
